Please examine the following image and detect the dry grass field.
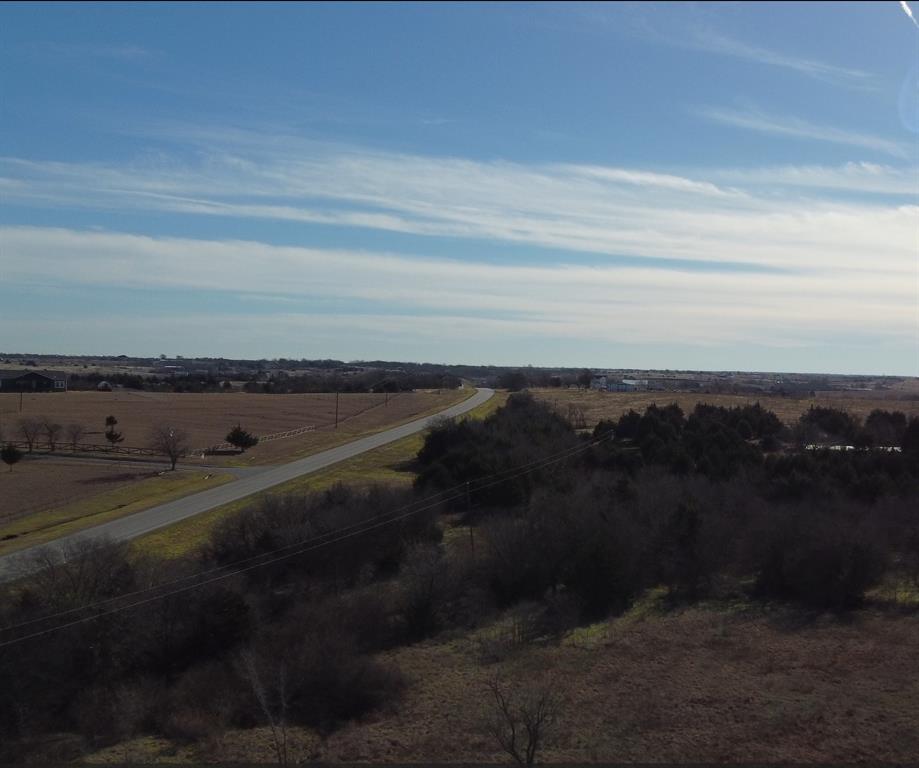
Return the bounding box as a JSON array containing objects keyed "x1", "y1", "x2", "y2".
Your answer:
[
  {"x1": 84, "y1": 598, "x2": 919, "y2": 764},
  {"x1": 316, "y1": 607, "x2": 918, "y2": 764},
  {"x1": 532, "y1": 387, "x2": 919, "y2": 430}
]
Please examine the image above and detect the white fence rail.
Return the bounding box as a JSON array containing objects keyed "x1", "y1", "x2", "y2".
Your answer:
[{"x1": 193, "y1": 424, "x2": 316, "y2": 456}]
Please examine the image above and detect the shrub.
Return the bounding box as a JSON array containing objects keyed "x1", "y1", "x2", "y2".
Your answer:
[
  {"x1": 226, "y1": 424, "x2": 259, "y2": 451},
  {"x1": 752, "y1": 506, "x2": 887, "y2": 611}
]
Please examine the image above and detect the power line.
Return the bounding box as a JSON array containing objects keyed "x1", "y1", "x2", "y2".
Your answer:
[{"x1": 0, "y1": 433, "x2": 606, "y2": 647}]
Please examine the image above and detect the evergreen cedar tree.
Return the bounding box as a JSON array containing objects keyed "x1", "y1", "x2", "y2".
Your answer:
[
  {"x1": 1, "y1": 443, "x2": 22, "y2": 471},
  {"x1": 226, "y1": 425, "x2": 259, "y2": 451}
]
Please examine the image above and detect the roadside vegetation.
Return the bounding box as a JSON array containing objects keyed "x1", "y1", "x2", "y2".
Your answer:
[
  {"x1": 1, "y1": 393, "x2": 917, "y2": 763},
  {"x1": 0, "y1": 472, "x2": 232, "y2": 557}
]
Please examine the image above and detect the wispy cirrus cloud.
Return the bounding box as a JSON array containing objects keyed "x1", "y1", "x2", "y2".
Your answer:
[
  {"x1": 1, "y1": 132, "x2": 915, "y2": 371},
  {"x1": 712, "y1": 161, "x2": 919, "y2": 195},
  {"x1": 39, "y1": 41, "x2": 155, "y2": 60},
  {"x1": 1, "y1": 134, "x2": 914, "y2": 279},
  {"x1": 621, "y1": 10, "x2": 876, "y2": 89},
  {"x1": 697, "y1": 105, "x2": 912, "y2": 158},
  {"x1": 685, "y1": 26, "x2": 876, "y2": 89},
  {"x1": 1, "y1": 226, "x2": 914, "y2": 352}
]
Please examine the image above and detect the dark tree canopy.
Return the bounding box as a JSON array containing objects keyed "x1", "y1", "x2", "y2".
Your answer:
[
  {"x1": 226, "y1": 425, "x2": 259, "y2": 452},
  {"x1": 1, "y1": 443, "x2": 22, "y2": 472}
]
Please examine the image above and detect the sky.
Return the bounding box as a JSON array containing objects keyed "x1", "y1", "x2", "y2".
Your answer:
[{"x1": 1, "y1": 2, "x2": 917, "y2": 375}]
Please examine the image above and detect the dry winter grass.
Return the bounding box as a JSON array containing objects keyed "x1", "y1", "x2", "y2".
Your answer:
[{"x1": 82, "y1": 598, "x2": 919, "y2": 764}]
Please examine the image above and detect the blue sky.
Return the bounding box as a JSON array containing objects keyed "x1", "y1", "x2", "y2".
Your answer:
[{"x1": 1, "y1": 1, "x2": 917, "y2": 374}]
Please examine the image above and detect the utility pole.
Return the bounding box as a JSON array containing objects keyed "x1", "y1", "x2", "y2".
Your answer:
[{"x1": 334, "y1": 390, "x2": 339, "y2": 430}]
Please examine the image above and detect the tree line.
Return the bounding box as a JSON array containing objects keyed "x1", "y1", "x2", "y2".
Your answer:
[
  {"x1": 65, "y1": 369, "x2": 462, "y2": 394},
  {"x1": 1, "y1": 417, "x2": 260, "y2": 472}
]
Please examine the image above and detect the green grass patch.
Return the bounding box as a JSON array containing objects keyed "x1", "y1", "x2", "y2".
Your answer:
[
  {"x1": 460, "y1": 390, "x2": 508, "y2": 421},
  {"x1": 0, "y1": 471, "x2": 232, "y2": 557}
]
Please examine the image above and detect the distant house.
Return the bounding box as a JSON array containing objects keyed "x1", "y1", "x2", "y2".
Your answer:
[
  {"x1": 607, "y1": 379, "x2": 649, "y2": 392},
  {"x1": 590, "y1": 375, "x2": 608, "y2": 390},
  {"x1": 0, "y1": 369, "x2": 68, "y2": 393},
  {"x1": 621, "y1": 379, "x2": 649, "y2": 390}
]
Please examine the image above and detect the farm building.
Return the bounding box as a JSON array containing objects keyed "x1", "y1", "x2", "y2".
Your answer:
[
  {"x1": 607, "y1": 378, "x2": 650, "y2": 392},
  {"x1": 0, "y1": 369, "x2": 69, "y2": 392}
]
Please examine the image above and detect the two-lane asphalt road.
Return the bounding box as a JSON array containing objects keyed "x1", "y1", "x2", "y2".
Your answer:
[{"x1": 0, "y1": 387, "x2": 494, "y2": 579}]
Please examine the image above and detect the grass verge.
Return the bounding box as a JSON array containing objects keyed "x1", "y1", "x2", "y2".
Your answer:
[{"x1": 0, "y1": 471, "x2": 232, "y2": 557}]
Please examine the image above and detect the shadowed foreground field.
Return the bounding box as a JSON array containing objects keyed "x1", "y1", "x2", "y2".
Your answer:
[
  {"x1": 84, "y1": 599, "x2": 919, "y2": 764},
  {"x1": 317, "y1": 605, "x2": 919, "y2": 763}
]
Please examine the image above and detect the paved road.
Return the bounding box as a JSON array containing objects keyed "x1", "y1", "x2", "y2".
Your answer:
[{"x1": 0, "y1": 387, "x2": 494, "y2": 579}]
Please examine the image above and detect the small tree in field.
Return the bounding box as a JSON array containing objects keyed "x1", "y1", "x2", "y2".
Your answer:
[
  {"x1": 42, "y1": 418, "x2": 63, "y2": 452},
  {"x1": 2, "y1": 443, "x2": 23, "y2": 472},
  {"x1": 237, "y1": 650, "x2": 290, "y2": 767},
  {"x1": 65, "y1": 423, "x2": 87, "y2": 451},
  {"x1": 226, "y1": 425, "x2": 259, "y2": 452},
  {"x1": 149, "y1": 425, "x2": 189, "y2": 470},
  {"x1": 18, "y1": 417, "x2": 42, "y2": 453},
  {"x1": 104, "y1": 415, "x2": 124, "y2": 449},
  {"x1": 483, "y1": 675, "x2": 559, "y2": 767}
]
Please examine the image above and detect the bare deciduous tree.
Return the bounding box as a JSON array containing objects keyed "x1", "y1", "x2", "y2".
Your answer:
[
  {"x1": 25, "y1": 538, "x2": 135, "y2": 611},
  {"x1": 148, "y1": 425, "x2": 189, "y2": 470},
  {"x1": 484, "y1": 674, "x2": 559, "y2": 767},
  {"x1": 237, "y1": 650, "x2": 290, "y2": 767},
  {"x1": 42, "y1": 418, "x2": 63, "y2": 452},
  {"x1": 65, "y1": 423, "x2": 87, "y2": 451},
  {"x1": 17, "y1": 417, "x2": 42, "y2": 453},
  {"x1": 566, "y1": 404, "x2": 586, "y2": 430}
]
